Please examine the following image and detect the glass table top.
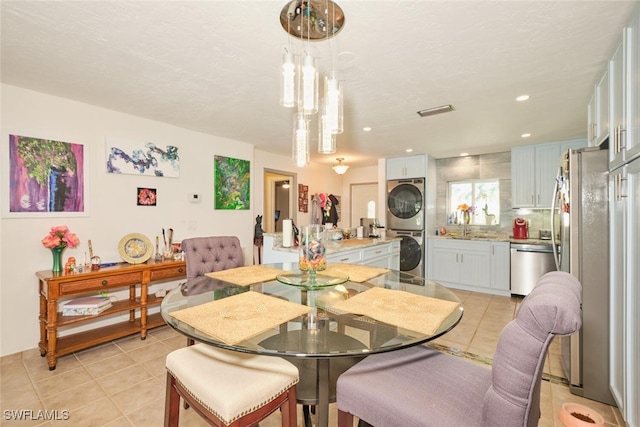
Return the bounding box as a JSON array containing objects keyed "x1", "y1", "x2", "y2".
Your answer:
[{"x1": 161, "y1": 263, "x2": 463, "y2": 358}]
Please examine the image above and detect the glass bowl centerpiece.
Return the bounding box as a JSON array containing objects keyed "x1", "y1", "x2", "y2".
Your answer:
[{"x1": 299, "y1": 225, "x2": 326, "y2": 282}]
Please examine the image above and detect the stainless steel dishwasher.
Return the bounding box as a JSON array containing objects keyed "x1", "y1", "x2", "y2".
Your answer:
[{"x1": 510, "y1": 242, "x2": 556, "y2": 296}]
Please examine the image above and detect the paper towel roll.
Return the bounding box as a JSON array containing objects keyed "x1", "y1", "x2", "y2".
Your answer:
[
  {"x1": 282, "y1": 219, "x2": 293, "y2": 247},
  {"x1": 356, "y1": 226, "x2": 364, "y2": 238}
]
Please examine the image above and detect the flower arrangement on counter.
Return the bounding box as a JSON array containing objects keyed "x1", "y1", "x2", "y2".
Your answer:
[
  {"x1": 41, "y1": 225, "x2": 80, "y2": 249},
  {"x1": 457, "y1": 204, "x2": 475, "y2": 225},
  {"x1": 456, "y1": 203, "x2": 476, "y2": 214}
]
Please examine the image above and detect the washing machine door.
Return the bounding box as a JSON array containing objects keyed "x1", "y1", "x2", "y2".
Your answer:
[
  {"x1": 388, "y1": 183, "x2": 423, "y2": 220},
  {"x1": 398, "y1": 235, "x2": 421, "y2": 272}
]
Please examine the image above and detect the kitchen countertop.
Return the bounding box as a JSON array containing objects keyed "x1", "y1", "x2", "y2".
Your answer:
[
  {"x1": 264, "y1": 233, "x2": 401, "y2": 254},
  {"x1": 428, "y1": 233, "x2": 555, "y2": 245}
]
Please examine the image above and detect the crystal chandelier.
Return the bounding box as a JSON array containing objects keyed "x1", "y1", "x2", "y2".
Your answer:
[{"x1": 279, "y1": 0, "x2": 345, "y2": 166}]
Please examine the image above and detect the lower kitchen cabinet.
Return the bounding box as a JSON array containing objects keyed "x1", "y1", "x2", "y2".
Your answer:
[
  {"x1": 427, "y1": 238, "x2": 510, "y2": 296},
  {"x1": 490, "y1": 242, "x2": 511, "y2": 292},
  {"x1": 263, "y1": 235, "x2": 401, "y2": 270},
  {"x1": 361, "y1": 241, "x2": 400, "y2": 270}
]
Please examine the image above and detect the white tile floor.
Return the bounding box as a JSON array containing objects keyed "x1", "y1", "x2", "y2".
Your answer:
[{"x1": 0, "y1": 289, "x2": 624, "y2": 426}]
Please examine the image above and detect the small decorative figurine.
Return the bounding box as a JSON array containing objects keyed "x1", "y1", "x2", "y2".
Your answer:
[{"x1": 254, "y1": 215, "x2": 264, "y2": 238}]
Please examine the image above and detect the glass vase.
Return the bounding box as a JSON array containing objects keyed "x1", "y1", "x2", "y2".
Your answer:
[
  {"x1": 299, "y1": 225, "x2": 326, "y2": 284},
  {"x1": 51, "y1": 247, "x2": 65, "y2": 273}
]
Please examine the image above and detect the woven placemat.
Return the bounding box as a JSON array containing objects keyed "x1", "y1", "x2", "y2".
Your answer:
[
  {"x1": 205, "y1": 265, "x2": 283, "y2": 286},
  {"x1": 330, "y1": 287, "x2": 460, "y2": 335},
  {"x1": 323, "y1": 263, "x2": 389, "y2": 283},
  {"x1": 169, "y1": 291, "x2": 312, "y2": 345}
]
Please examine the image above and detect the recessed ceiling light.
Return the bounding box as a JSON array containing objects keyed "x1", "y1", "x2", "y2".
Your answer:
[
  {"x1": 460, "y1": 152, "x2": 469, "y2": 157},
  {"x1": 363, "y1": 126, "x2": 372, "y2": 132},
  {"x1": 406, "y1": 148, "x2": 413, "y2": 153},
  {"x1": 516, "y1": 95, "x2": 530, "y2": 102},
  {"x1": 521, "y1": 133, "x2": 531, "y2": 138}
]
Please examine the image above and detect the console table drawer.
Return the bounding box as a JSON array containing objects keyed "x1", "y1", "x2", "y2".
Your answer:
[
  {"x1": 59, "y1": 272, "x2": 144, "y2": 295},
  {"x1": 150, "y1": 264, "x2": 186, "y2": 281}
]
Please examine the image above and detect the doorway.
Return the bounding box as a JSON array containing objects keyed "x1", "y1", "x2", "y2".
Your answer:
[
  {"x1": 264, "y1": 169, "x2": 296, "y2": 234},
  {"x1": 350, "y1": 182, "x2": 378, "y2": 228}
]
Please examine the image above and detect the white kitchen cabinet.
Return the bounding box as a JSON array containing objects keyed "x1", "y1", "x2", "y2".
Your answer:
[
  {"x1": 535, "y1": 143, "x2": 561, "y2": 208},
  {"x1": 490, "y1": 242, "x2": 510, "y2": 292},
  {"x1": 512, "y1": 140, "x2": 586, "y2": 208},
  {"x1": 610, "y1": 157, "x2": 640, "y2": 427},
  {"x1": 361, "y1": 241, "x2": 400, "y2": 270},
  {"x1": 326, "y1": 248, "x2": 363, "y2": 264},
  {"x1": 597, "y1": 69, "x2": 610, "y2": 145},
  {"x1": 512, "y1": 143, "x2": 559, "y2": 208},
  {"x1": 626, "y1": 13, "x2": 640, "y2": 163},
  {"x1": 587, "y1": 70, "x2": 609, "y2": 147},
  {"x1": 609, "y1": 40, "x2": 626, "y2": 169},
  {"x1": 588, "y1": 93, "x2": 597, "y2": 146},
  {"x1": 625, "y1": 157, "x2": 640, "y2": 427},
  {"x1": 511, "y1": 146, "x2": 537, "y2": 208},
  {"x1": 427, "y1": 238, "x2": 508, "y2": 296},
  {"x1": 386, "y1": 154, "x2": 426, "y2": 179},
  {"x1": 609, "y1": 165, "x2": 626, "y2": 418},
  {"x1": 263, "y1": 235, "x2": 401, "y2": 270}
]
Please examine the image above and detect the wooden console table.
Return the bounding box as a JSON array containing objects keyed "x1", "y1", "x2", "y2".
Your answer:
[{"x1": 36, "y1": 259, "x2": 186, "y2": 370}]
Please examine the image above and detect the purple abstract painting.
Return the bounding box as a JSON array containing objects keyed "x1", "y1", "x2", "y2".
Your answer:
[{"x1": 9, "y1": 135, "x2": 85, "y2": 213}]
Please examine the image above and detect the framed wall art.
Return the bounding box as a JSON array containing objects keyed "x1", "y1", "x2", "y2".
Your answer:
[
  {"x1": 106, "y1": 139, "x2": 180, "y2": 177},
  {"x1": 137, "y1": 187, "x2": 157, "y2": 206},
  {"x1": 298, "y1": 184, "x2": 308, "y2": 213},
  {"x1": 214, "y1": 155, "x2": 250, "y2": 210},
  {"x1": 5, "y1": 134, "x2": 87, "y2": 217}
]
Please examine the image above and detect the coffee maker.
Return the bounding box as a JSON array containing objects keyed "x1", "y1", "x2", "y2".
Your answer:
[
  {"x1": 513, "y1": 218, "x2": 528, "y2": 239},
  {"x1": 360, "y1": 218, "x2": 381, "y2": 238}
]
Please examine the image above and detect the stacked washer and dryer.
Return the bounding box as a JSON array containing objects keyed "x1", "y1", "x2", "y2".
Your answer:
[{"x1": 386, "y1": 178, "x2": 426, "y2": 277}]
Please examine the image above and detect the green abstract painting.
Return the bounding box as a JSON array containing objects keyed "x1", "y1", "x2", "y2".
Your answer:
[{"x1": 214, "y1": 155, "x2": 250, "y2": 210}]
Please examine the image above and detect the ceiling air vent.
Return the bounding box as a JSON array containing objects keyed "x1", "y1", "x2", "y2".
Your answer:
[{"x1": 417, "y1": 104, "x2": 455, "y2": 117}]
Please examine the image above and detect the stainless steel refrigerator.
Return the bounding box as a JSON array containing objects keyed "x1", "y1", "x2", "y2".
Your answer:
[{"x1": 551, "y1": 146, "x2": 613, "y2": 405}]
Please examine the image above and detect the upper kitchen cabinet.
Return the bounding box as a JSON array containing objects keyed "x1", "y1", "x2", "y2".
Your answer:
[
  {"x1": 512, "y1": 140, "x2": 587, "y2": 209},
  {"x1": 588, "y1": 93, "x2": 597, "y2": 146},
  {"x1": 386, "y1": 154, "x2": 426, "y2": 179},
  {"x1": 597, "y1": 70, "x2": 610, "y2": 146},
  {"x1": 627, "y1": 12, "x2": 640, "y2": 163},
  {"x1": 609, "y1": 40, "x2": 626, "y2": 169},
  {"x1": 588, "y1": 69, "x2": 609, "y2": 147},
  {"x1": 512, "y1": 143, "x2": 560, "y2": 208}
]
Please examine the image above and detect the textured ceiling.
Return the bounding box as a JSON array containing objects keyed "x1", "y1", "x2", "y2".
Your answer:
[{"x1": 2, "y1": 1, "x2": 638, "y2": 168}]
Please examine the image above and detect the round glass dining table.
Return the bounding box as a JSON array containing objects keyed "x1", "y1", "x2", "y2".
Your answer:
[{"x1": 161, "y1": 263, "x2": 463, "y2": 427}]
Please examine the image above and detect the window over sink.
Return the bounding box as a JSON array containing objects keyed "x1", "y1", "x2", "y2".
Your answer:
[{"x1": 448, "y1": 179, "x2": 500, "y2": 225}]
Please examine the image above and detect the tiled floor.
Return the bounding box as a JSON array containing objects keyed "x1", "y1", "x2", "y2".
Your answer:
[{"x1": 0, "y1": 289, "x2": 624, "y2": 427}]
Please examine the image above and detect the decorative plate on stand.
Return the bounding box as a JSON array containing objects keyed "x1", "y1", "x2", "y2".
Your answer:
[{"x1": 118, "y1": 233, "x2": 153, "y2": 264}]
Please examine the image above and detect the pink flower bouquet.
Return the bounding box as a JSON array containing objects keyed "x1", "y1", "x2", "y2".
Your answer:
[{"x1": 41, "y1": 225, "x2": 80, "y2": 250}]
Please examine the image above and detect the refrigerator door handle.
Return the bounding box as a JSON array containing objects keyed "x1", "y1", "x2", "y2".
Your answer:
[{"x1": 550, "y1": 168, "x2": 561, "y2": 270}]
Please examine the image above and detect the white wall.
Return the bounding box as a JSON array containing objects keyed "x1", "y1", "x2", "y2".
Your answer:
[{"x1": 0, "y1": 84, "x2": 353, "y2": 356}]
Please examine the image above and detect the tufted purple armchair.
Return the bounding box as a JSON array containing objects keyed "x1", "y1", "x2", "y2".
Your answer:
[
  {"x1": 336, "y1": 271, "x2": 582, "y2": 427},
  {"x1": 181, "y1": 236, "x2": 244, "y2": 279}
]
